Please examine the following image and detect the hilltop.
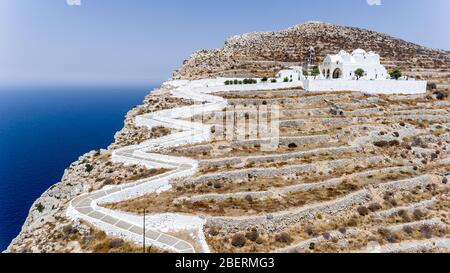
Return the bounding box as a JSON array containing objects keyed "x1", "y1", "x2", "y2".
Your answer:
[{"x1": 174, "y1": 21, "x2": 450, "y2": 89}]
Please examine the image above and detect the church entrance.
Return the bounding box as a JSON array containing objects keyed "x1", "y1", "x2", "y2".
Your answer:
[{"x1": 332, "y1": 68, "x2": 342, "y2": 79}]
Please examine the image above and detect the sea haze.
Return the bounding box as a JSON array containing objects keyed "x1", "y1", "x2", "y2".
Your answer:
[{"x1": 0, "y1": 85, "x2": 156, "y2": 251}]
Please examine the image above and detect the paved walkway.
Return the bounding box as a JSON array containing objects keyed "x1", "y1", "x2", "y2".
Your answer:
[{"x1": 67, "y1": 79, "x2": 236, "y2": 253}]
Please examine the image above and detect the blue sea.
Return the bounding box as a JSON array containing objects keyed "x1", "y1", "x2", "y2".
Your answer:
[{"x1": 0, "y1": 85, "x2": 155, "y2": 251}]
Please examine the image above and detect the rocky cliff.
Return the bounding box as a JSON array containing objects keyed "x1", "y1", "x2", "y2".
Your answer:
[{"x1": 5, "y1": 87, "x2": 193, "y2": 253}]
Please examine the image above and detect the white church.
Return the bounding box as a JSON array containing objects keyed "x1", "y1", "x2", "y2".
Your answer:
[
  {"x1": 272, "y1": 48, "x2": 427, "y2": 94},
  {"x1": 320, "y1": 49, "x2": 388, "y2": 80}
]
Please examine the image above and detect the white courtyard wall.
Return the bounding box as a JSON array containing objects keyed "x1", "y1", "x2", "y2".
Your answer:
[{"x1": 304, "y1": 79, "x2": 427, "y2": 94}]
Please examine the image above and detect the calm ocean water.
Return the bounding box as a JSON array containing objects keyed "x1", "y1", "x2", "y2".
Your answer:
[{"x1": 0, "y1": 85, "x2": 155, "y2": 251}]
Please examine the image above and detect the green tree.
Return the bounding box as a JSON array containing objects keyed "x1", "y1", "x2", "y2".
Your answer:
[
  {"x1": 85, "y1": 164, "x2": 94, "y2": 173},
  {"x1": 283, "y1": 77, "x2": 289, "y2": 82},
  {"x1": 303, "y1": 69, "x2": 309, "y2": 79},
  {"x1": 390, "y1": 69, "x2": 402, "y2": 80},
  {"x1": 36, "y1": 203, "x2": 45, "y2": 213},
  {"x1": 261, "y1": 77, "x2": 268, "y2": 82},
  {"x1": 311, "y1": 66, "x2": 321, "y2": 78},
  {"x1": 354, "y1": 68, "x2": 365, "y2": 80}
]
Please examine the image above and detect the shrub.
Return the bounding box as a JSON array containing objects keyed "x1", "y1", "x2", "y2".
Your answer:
[
  {"x1": 109, "y1": 238, "x2": 124, "y2": 249},
  {"x1": 103, "y1": 178, "x2": 114, "y2": 185},
  {"x1": 357, "y1": 206, "x2": 370, "y2": 216},
  {"x1": 355, "y1": 68, "x2": 365, "y2": 79},
  {"x1": 224, "y1": 80, "x2": 231, "y2": 85},
  {"x1": 85, "y1": 164, "x2": 94, "y2": 173},
  {"x1": 378, "y1": 228, "x2": 398, "y2": 243},
  {"x1": 425, "y1": 183, "x2": 436, "y2": 192},
  {"x1": 383, "y1": 193, "x2": 398, "y2": 207},
  {"x1": 213, "y1": 181, "x2": 223, "y2": 189},
  {"x1": 261, "y1": 77, "x2": 268, "y2": 82},
  {"x1": 271, "y1": 79, "x2": 277, "y2": 83},
  {"x1": 305, "y1": 226, "x2": 318, "y2": 237},
  {"x1": 35, "y1": 203, "x2": 45, "y2": 213},
  {"x1": 288, "y1": 143, "x2": 298, "y2": 149},
  {"x1": 420, "y1": 225, "x2": 433, "y2": 239},
  {"x1": 427, "y1": 82, "x2": 437, "y2": 90},
  {"x1": 283, "y1": 77, "x2": 289, "y2": 82},
  {"x1": 397, "y1": 210, "x2": 411, "y2": 222},
  {"x1": 389, "y1": 69, "x2": 402, "y2": 80},
  {"x1": 243, "y1": 78, "x2": 257, "y2": 84},
  {"x1": 244, "y1": 195, "x2": 253, "y2": 203},
  {"x1": 231, "y1": 234, "x2": 246, "y2": 247},
  {"x1": 368, "y1": 203, "x2": 382, "y2": 212},
  {"x1": 245, "y1": 230, "x2": 259, "y2": 242},
  {"x1": 93, "y1": 242, "x2": 111, "y2": 253},
  {"x1": 209, "y1": 227, "x2": 220, "y2": 236},
  {"x1": 96, "y1": 230, "x2": 107, "y2": 240},
  {"x1": 63, "y1": 225, "x2": 77, "y2": 235},
  {"x1": 433, "y1": 91, "x2": 448, "y2": 101},
  {"x1": 233, "y1": 79, "x2": 239, "y2": 85},
  {"x1": 373, "y1": 140, "x2": 400, "y2": 148},
  {"x1": 275, "y1": 232, "x2": 292, "y2": 244},
  {"x1": 402, "y1": 225, "x2": 413, "y2": 234},
  {"x1": 387, "y1": 233, "x2": 399, "y2": 243},
  {"x1": 413, "y1": 209, "x2": 425, "y2": 220}
]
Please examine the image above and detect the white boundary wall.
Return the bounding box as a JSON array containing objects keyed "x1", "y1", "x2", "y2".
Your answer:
[{"x1": 304, "y1": 79, "x2": 427, "y2": 94}]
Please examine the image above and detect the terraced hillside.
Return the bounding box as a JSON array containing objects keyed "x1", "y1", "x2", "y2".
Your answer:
[{"x1": 105, "y1": 87, "x2": 450, "y2": 253}]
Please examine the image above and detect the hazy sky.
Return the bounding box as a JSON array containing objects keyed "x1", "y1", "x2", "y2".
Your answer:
[{"x1": 1, "y1": 0, "x2": 449, "y2": 86}]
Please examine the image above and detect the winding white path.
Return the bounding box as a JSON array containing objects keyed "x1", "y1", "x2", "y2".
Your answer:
[{"x1": 66, "y1": 78, "x2": 304, "y2": 253}]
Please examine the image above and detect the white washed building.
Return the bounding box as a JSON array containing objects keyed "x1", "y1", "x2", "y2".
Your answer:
[
  {"x1": 277, "y1": 66, "x2": 303, "y2": 82},
  {"x1": 320, "y1": 49, "x2": 388, "y2": 80}
]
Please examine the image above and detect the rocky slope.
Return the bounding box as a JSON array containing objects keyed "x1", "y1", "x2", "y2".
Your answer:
[
  {"x1": 6, "y1": 21, "x2": 450, "y2": 253},
  {"x1": 174, "y1": 21, "x2": 450, "y2": 82}
]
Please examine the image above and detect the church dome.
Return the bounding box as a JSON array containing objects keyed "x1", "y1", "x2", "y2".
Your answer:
[{"x1": 352, "y1": 48, "x2": 367, "y2": 55}]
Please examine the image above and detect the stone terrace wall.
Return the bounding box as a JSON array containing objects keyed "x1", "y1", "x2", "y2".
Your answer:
[{"x1": 304, "y1": 79, "x2": 427, "y2": 94}]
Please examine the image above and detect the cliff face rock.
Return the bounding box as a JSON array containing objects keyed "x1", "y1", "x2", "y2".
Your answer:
[
  {"x1": 6, "y1": 87, "x2": 193, "y2": 253},
  {"x1": 173, "y1": 21, "x2": 450, "y2": 80}
]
